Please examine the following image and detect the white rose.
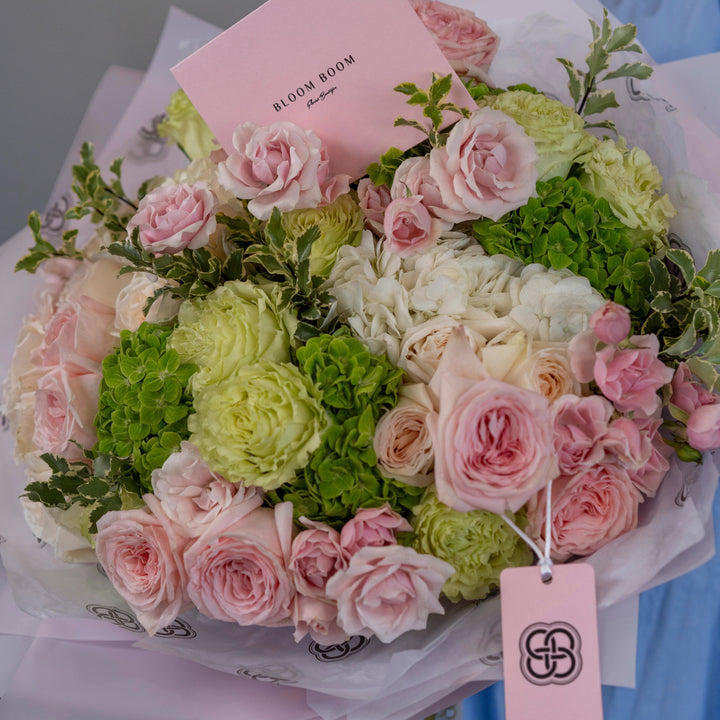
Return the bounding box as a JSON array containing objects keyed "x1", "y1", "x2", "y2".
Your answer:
[{"x1": 114, "y1": 273, "x2": 182, "y2": 332}]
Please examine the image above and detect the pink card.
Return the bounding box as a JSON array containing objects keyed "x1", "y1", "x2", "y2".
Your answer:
[
  {"x1": 171, "y1": 0, "x2": 474, "y2": 179},
  {"x1": 500, "y1": 564, "x2": 604, "y2": 720}
]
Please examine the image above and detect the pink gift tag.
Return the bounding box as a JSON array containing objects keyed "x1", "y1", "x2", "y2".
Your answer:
[
  {"x1": 500, "y1": 564, "x2": 603, "y2": 720},
  {"x1": 171, "y1": 0, "x2": 473, "y2": 179}
]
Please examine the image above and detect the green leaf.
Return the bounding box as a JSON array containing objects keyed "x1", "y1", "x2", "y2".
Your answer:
[
  {"x1": 601, "y1": 61, "x2": 653, "y2": 82},
  {"x1": 666, "y1": 248, "x2": 696, "y2": 286},
  {"x1": 605, "y1": 23, "x2": 637, "y2": 52},
  {"x1": 699, "y1": 249, "x2": 720, "y2": 283},
  {"x1": 557, "y1": 58, "x2": 584, "y2": 105},
  {"x1": 429, "y1": 73, "x2": 453, "y2": 104},
  {"x1": 394, "y1": 82, "x2": 420, "y2": 96},
  {"x1": 583, "y1": 89, "x2": 620, "y2": 116}
]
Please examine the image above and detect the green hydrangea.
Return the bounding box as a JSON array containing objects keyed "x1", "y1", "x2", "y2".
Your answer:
[
  {"x1": 578, "y1": 136, "x2": 675, "y2": 251},
  {"x1": 481, "y1": 89, "x2": 595, "y2": 181},
  {"x1": 282, "y1": 193, "x2": 364, "y2": 277},
  {"x1": 188, "y1": 361, "x2": 329, "y2": 490},
  {"x1": 157, "y1": 89, "x2": 216, "y2": 160},
  {"x1": 169, "y1": 280, "x2": 297, "y2": 391},
  {"x1": 268, "y1": 408, "x2": 424, "y2": 528},
  {"x1": 296, "y1": 332, "x2": 404, "y2": 422},
  {"x1": 412, "y1": 490, "x2": 533, "y2": 602},
  {"x1": 95, "y1": 322, "x2": 196, "y2": 491}
]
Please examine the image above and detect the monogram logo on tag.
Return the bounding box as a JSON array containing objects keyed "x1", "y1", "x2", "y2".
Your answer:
[{"x1": 519, "y1": 621, "x2": 583, "y2": 685}]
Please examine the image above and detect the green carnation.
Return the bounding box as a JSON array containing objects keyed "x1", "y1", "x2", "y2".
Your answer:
[
  {"x1": 412, "y1": 490, "x2": 533, "y2": 602},
  {"x1": 157, "y1": 89, "x2": 216, "y2": 161},
  {"x1": 188, "y1": 361, "x2": 329, "y2": 490},
  {"x1": 282, "y1": 193, "x2": 364, "y2": 277},
  {"x1": 578, "y1": 137, "x2": 675, "y2": 250},
  {"x1": 169, "y1": 280, "x2": 297, "y2": 391},
  {"x1": 296, "y1": 332, "x2": 404, "y2": 422},
  {"x1": 482, "y1": 90, "x2": 595, "y2": 182}
]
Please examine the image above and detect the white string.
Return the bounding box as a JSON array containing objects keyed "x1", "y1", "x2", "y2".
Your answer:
[{"x1": 500, "y1": 476, "x2": 554, "y2": 583}]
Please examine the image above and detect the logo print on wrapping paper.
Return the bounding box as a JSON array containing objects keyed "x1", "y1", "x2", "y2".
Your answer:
[
  {"x1": 154, "y1": 617, "x2": 197, "y2": 638},
  {"x1": 236, "y1": 664, "x2": 301, "y2": 684},
  {"x1": 85, "y1": 604, "x2": 196, "y2": 638},
  {"x1": 519, "y1": 621, "x2": 583, "y2": 685},
  {"x1": 308, "y1": 635, "x2": 371, "y2": 661}
]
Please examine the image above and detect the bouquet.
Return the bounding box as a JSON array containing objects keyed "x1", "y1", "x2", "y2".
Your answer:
[{"x1": 2, "y1": 0, "x2": 719, "y2": 714}]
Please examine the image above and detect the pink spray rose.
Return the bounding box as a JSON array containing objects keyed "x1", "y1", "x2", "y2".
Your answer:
[
  {"x1": 528, "y1": 464, "x2": 642, "y2": 562},
  {"x1": 325, "y1": 545, "x2": 454, "y2": 643},
  {"x1": 127, "y1": 182, "x2": 218, "y2": 255},
  {"x1": 340, "y1": 504, "x2": 412, "y2": 555},
  {"x1": 95, "y1": 501, "x2": 189, "y2": 635},
  {"x1": 292, "y1": 595, "x2": 347, "y2": 644},
  {"x1": 601, "y1": 416, "x2": 653, "y2": 471},
  {"x1": 383, "y1": 195, "x2": 442, "y2": 257},
  {"x1": 151, "y1": 441, "x2": 259, "y2": 538},
  {"x1": 671, "y1": 362, "x2": 717, "y2": 415},
  {"x1": 289, "y1": 519, "x2": 349, "y2": 599},
  {"x1": 429, "y1": 107, "x2": 538, "y2": 223},
  {"x1": 183, "y1": 501, "x2": 295, "y2": 627},
  {"x1": 219, "y1": 121, "x2": 332, "y2": 220},
  {"x1": 625, "y1": 417, "x2": 670, "y2": 497},
  {"x1": 687, "y1": 403, "x2": 720, "y2": 451},
  {"x1": 568, "y1": 329, "x2": 598, "y2": 384},
  {"x1": 594, "y1": 335, "x2": 674, "y2": 417},
  {"x1": 357, "y1": 178, "x2": 392, "y2": 236},
  {"x1": 552, "y1": 394, "x2": 613, "y2": 475},
  {"x1": 409, "y1": 0, "x2": 499, "y2": 80},
  {"x1": 391, "y1": 156, "x2": 451, "y2": 225},
  {"x1": 589, "y1": 301, "x2": 631, "y2": 345}
]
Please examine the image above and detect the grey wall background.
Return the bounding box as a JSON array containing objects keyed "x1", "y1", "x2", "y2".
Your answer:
[{"x1": 0, "y1": 0, "x2": 265, "y2": 246}]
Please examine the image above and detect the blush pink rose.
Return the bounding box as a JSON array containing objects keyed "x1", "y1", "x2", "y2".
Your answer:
[
  {"x1": 671, "y1": 362, "x2": 717, "y2": 415},
  {"x1": 127, "y1": 182, "x2": 218, "y2": 255},
  {"x1": 625, "y1": 417, "x2": 670, "y2": 497},
  {"x1": 568, "y1": 329, "x2": 598, "y2": 384},
  {"x1": 325, "y1": 545, "x2": 453, "y2": 643},
  {"x1": 289, "y1": 519, "x2": 349, "y2": 599},
  {"x1": 95, "y1": 502, "x2": 189, "y2": 635},
  {"x1": 357, "y1": 179, "x2": 392, "y2": 236},
  {"x1": 594, "y1": 335, "x2": 674, "y2": 417},
  {"x1": 33, "y1": 358, "x2": 101, "y2": 457},
  {"x1": 219, "y1": 121, "x2": 328, "y2": 220},
  {"x1": 687, "y1": 403, "x2": 720, "y2": 451},
  {"x1": 528, "y1": 465, "x2": 642, "y2": 562},
  {"x1": 391, "y1": 156, "x2": 452, "y2": 226},
  {"x1": 339, "y1": 504, "x2": 412, "y2": 555},
  {"x1": 589, "y1": 301, "x2": 631, "y2": 345},
  {"x1": 552, "y1": 394, "x2": 613, "y2": 475},
  {"x1": 430, "y1": 376, "x2": 557, "y2": 514},
  {"x1": 383, "y1": 195, "x2": 441, "y2": 257},
  {"x1": 601, "y1": 416, "x2": 653, "y2": 471},
  {"x1": 373, "y1": 390, "x2": 435, "y2": 486},
  {"x1": 429, "y1": 107, "x2": 538, "y2": 223},
  {"x1": 183, "y1": 501, "x2": 295, "y2": 627},
  {"x1": 292, "y1": 595, "x2": 347, "y2": 644},
  {"x1": 410, "y1": 0, "x2": 499, "y2": 80},
  {"x1": 151, "y1": 441, "x2": 260, "y2": 538}
]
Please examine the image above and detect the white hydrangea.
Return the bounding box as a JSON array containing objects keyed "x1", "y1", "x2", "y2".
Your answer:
[{"x1": 326, "y1": 232, "x2": 606, "y2": 360}]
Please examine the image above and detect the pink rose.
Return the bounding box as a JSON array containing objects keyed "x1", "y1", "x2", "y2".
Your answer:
[
  {"x1": 373, "y1": 388, "x2": 435, "y2": 485},
  {"x1": 594, "y1": 335, "x2": 674, "y2": 417},
  {"x1": 33, "y1": 359, "x2": 101, "y2": 457},
  {"x1": 391, "y1": 156, "x2": 452, "y2": 226},
  {"x1": 151, "y1": 441, "x2": 260, "y2": 537},
  {"x1": 325, "y1": 545, "x2": 453, "y2": 643},
  {"x1": 589, "y1": 301, "x2": 631, "y2": 345},
  {"x1": 528, "y1": 465, "x2": 641, "y2": 562},
  {"x1": 428, "y1": 328, "x2": 557, "y2": 513},
  {"x1": 568, "y1": 329, "x2": 598, "y2": 384},
  {"x1": 183, "y1": 501, "x2": 295, "y2": 627},
  {"x1": 687, "y1": 403, "x2": 720, "y2": 451},
  {"x1": 289, "y1": 519, "x2": 348, "y2": 599},
  {"x1": 127, "y1": 182, "x2": 217, "y2": 255},
  {"x1": 429, "y1": 107, "x2": 538, "y2": 223},
  {"x1": 95, "y1": 502, "x2": 189, "y2": 635},
  {"x1": 430, "y1": 377, "x2": 557, "y2": 514},
  {"x1": 552, "y1": 394, "x2": 613, "y2": 475},
  {"x1": 626, "y1": 417, "x2": 670, "y2": 497},
  {"x1": 34, "y1": 257, "x2": 83, "y2": 319},
  {"x1": 410, "y1": 0, "x2": 499, "y2": 80},
  {"x1": 383, "y1": 195, "x2": 441, "y2": 257},
  {"x1": 219, "y1": 121, "x2": 328, "y2": 220},
  {"x1": 292, "y1": 595, "x2": 347, "y2": 644},
  {"x1": 35, "y1": 295, "x2": 116, "y2": 367},
  {"x1": 601, "y1": 417, "x2": 652, "y2": 471},
  {"x1": 357, "y1": 179, "x2": 391, "y2": 236},
  {"x1": 340, "y1": 505, "x2": 412, "y2": 555},
  {"x1": 671, "y1": 362, "x2": 717, "y2": 415}
]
